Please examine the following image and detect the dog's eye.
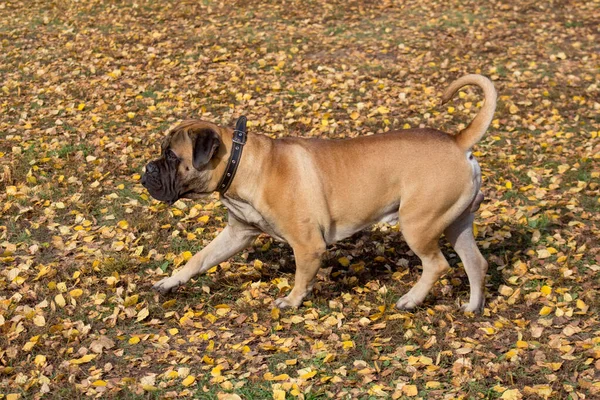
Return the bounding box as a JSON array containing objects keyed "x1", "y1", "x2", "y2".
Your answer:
[{"x1": 166, "y1": 149, "x2": 179, "y2": 162}]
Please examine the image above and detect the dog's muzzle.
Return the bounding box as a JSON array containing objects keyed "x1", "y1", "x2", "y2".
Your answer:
[
  {"x1": 141, "y1": 161, "x2": 159, "y2": 188},
  {"x1": 142, "y1": 161, "x2": 178, "y2": 204}
]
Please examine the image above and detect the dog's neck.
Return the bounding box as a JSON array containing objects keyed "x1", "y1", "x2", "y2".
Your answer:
[{"x1": 217, "y1": 129, "x2": 272, "y2": 203}]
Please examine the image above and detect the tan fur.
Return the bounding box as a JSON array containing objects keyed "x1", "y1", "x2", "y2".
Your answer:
[
  {"x1": 151, "y1": 74, "x2": 496, "y2": 312},
  {"x1": 441, "y1": 74, "x2": 497, "y2": 151}
]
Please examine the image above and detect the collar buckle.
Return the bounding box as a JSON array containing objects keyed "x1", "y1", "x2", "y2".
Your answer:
[{"x1": 232, "y1": 129, "x2": 247, "y2": 145}]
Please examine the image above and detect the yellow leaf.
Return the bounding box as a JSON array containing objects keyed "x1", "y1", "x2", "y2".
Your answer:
[
  {"x1": 505, "y1": 181, "x2": 512, "y2": 189},
  {"x1": 218, "y1": 393, "x2": 242, "y2": 400},
  {"x1": 447, "y1": 106, "x2": 455, "y2": 114},
  {"x1": 70, "y1": 354, "x2": 97, "y2": 364},
  {"x1": 516, "y1": 340, "x2": 528, "y2": 349},
  {"x1": 501, "y1": 389, "x2": 522, "y2": 400},
  {"x1": 166, "y1": 371, "x2": 179, "y2": 379},
  {"x1": 123, "y1": 295, "x2": 138, "y2": 307},
  {"x1": 377, "y1": 106, "x2": 390, "y2": 114},
  {"x1": 34, "y1": 355, "x2": 46, "y2": 367},
  {"x1": 136, "y1": 307, "x2": 149, "y2": 322},
  {"x1": 350, "y1": 111, "x2": 359, "y2": 120},
  {"x1": 576, "y1": 299, "x2": 588, "y2": 311},
  {"x1": 181, "y1": 375, "x2": 196, "y2": 387},
  {"x1": 342, "y1": 340, "x2": 354, "y2": 349},
  {"x1": 182, "y1": 251, "x2": 193, "y2": 261},
  {"x1": 205, "y1": 313, "x2": 217, "y2": 323},
  {"x1": 505, "y1": 349, "x2": 518, "y2": 359},
  {"x1": 69, "y1": 288, "x2": 83, "y2": 298},
  {"x1": 480, "y1": 327, "x2": 496, "y2": 335},
  {"x1": 198, "y1": 215, "x2": 210, "y2": 224},
  {"x1": 338, "y1": 257, "x2": 350, "y2": 267},
  {"x1": 271, "y1": 307, "x2": 280, "y2": 320},
  {"x1": 301, "y1": 370, "x2": 317, "y2": 380},
  {"x1": 202, "y1": 355, "x2": 214, "y2": 365},
  {"x1": 129, "y1": 336, "x2": 140, "y2": 345},
  {"x1": 92, "y1": 380, "x2": 107, "y2": 387},
  {"x1": 539, "y1": 306, "x2": 553, "y2": 316},
  {"x1": 403, "y1": 385, "x2": 418, "y2": 396},
  {"x1": 117, "y1": 220, "x2": 129, "y2": 229},
  {"x1": 273, "y1": 389, "x2": 286, "y2": 400},
  {"x1": 264, "y1": 372, "x2": 275, "y2": 381},
  {"x1": 540, "y1": 286, "x2": 552, "y2": 296},
  {"x1": 426, "y1": 381, "x2": 441, "y2": 389},
  {"x1": 162, "y1": 299, "x2": 176, "y2": 309},
  {"x1": 211, "y1": 365, "x2": 223, "y2": 377},
  {"x1": 33, "y1": 315, "x2": 45, "y2": 327}
]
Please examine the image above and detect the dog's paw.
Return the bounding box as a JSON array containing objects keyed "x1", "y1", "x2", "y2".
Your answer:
[
  {"x1": 152, "y1": 277, "x2": 181, "y2": 294},
  {"x1": 274, "y1": 296, "x2": 301, "y2": 309},
  {"x1": 395, "y1": 294, "x2": 419, "y2": 311},
  {"x1": 461, "y1": 300, "x2": 485, "y2": 314}
]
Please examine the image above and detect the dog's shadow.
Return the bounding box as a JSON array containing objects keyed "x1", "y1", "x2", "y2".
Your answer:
[
  {"x1": 192, "y1": 218, "x2": 533, "y2": 307},
  {"x1": 239, "y1": 221, "x2": 534, "y2": 301}
]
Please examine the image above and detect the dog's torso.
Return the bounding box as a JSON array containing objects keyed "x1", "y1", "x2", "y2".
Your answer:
[{"x1": 222, "y1": 128, "x2": 479, "y2": 246}]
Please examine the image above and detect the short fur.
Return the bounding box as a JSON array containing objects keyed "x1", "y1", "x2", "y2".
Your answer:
[{"x1": 142, "y1": 74, "x2": 497, "y2": 312}]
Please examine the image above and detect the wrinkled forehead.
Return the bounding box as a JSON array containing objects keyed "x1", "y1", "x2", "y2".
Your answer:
[
  {"x1": 161, "y1": 120, "x2": 221, "y2": 153},
  {"x1": 160, "y1": 132, "x2": 174, "y2": 152},
  {"x1": 161, "y1": 130, "x2": 191, "y2": 155}
]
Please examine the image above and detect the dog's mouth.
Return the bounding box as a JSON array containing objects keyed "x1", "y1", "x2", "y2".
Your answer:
[{"x1": 157, "y1": 189, "x2": 202, "y2": 205}]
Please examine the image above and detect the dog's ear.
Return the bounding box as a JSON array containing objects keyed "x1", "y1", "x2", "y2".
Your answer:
[{"x1": 191, "y1": 128, "x2": 220, "y2": 170}]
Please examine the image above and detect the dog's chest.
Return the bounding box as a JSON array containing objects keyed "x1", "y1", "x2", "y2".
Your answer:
[{"x1": 221, "y1": 197, "x2": 286, "y2": 241}]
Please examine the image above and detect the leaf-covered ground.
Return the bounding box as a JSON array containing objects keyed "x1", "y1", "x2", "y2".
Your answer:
[{"x1": 1, "y1": 0, "x2": 599, "y2": 399}]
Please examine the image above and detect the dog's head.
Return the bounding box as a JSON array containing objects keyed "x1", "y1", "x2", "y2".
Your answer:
[{"x1": 141, "y1": 120, "x2": 223, "y2": 204}]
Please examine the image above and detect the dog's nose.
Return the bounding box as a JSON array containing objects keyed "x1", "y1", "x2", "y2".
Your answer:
[{"x1": 145, "y1": 162, "x2": 158, "y2": 175}]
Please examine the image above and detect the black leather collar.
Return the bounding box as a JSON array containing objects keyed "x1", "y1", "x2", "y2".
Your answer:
[{"x1": 217, "y1": 116, "x2": 247, "y2": 194}]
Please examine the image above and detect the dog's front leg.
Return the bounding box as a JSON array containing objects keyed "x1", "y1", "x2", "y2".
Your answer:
[
  {"x1": 153, "y1": 217, "x2": 259, "y2": 294},
  {"x1": 274, "y1": 240, "x2": 326, "y2": 309}
]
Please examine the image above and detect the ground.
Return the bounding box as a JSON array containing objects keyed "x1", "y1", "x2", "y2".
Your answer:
[{"x1": 0, "y1": 0, "x2": 599, "y2": 399}]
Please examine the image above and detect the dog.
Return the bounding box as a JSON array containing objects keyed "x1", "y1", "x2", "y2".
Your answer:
[{"x1": 141, "y1": 74, "x2": 496, "y2": 312}]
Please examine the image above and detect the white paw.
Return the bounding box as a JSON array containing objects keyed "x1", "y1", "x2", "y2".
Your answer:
[
  {"x1": 461, "y1": 299, "x2": 485, "y2": 314},
  {"x1": 395, "y1": 294, "x2": 420, "y2": 310},
  {"x1": 274, "y1": 296, "x2": 300, "y2": 309},
  {"x1": 152, "y1": 277, "x2": 182, "y2": 294}
]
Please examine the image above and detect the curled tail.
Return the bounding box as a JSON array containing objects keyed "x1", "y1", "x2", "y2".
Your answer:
[{"x1": 441, "y1": 74, "x2": 497, "y2": 151}]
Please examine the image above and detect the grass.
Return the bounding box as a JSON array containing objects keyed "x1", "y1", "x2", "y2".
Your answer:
[{"x1": 1, "y1": 0, "x2": 599, "y2": 399}]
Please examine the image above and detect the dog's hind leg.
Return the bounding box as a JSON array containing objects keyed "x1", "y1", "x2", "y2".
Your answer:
[
  {"x1": 444, "y1": 211, "x2": 488, "y2": 313},
  {"x1": 395, "y1": 209, "x2": 451, "y2": 310}
]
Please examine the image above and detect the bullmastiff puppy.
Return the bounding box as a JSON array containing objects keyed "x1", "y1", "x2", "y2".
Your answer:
[{"x1": 142, "y1": 74, "x2": 496, "y2": 312}]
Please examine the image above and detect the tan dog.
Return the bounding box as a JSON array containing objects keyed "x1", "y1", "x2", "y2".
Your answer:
[{"x1": 142, "y1": 74, "x2": 496, "y2": 312}]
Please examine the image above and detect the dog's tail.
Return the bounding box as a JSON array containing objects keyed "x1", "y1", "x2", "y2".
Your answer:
[{"x1": 441, "y1": 74, "x2": 497, "y2": 151}]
